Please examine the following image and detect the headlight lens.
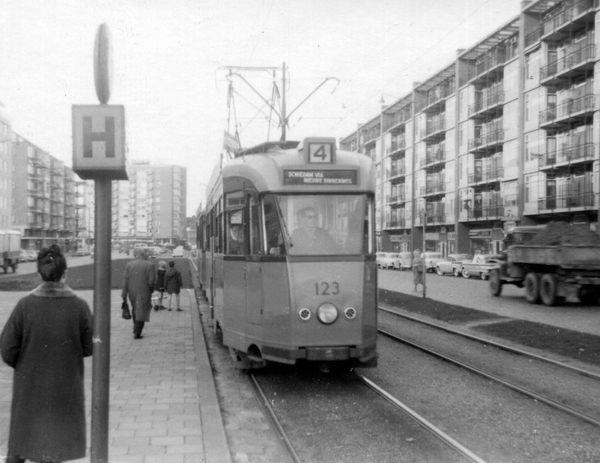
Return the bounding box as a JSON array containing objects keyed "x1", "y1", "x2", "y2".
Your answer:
[
  {"x1": 298, "y1": 308, "x2": 311, "y2": 321},
  {"x1": 317, "y1": 303, "x2": 338, "y2": 324}
]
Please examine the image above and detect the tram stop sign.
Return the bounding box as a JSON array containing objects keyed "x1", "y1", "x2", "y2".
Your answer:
[{"x1": 72, "y1": 104, "x2": 127, "y2": 180}]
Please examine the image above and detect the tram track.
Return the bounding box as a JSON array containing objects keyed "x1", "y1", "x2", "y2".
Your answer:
[{"x1": 378, "y1": 306, "x2": 600, "y2": 429}]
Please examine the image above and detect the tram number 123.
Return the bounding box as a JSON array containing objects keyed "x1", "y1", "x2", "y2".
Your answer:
[{"x1": 315, "y1": 281, "x2": 340, "y2": 295}]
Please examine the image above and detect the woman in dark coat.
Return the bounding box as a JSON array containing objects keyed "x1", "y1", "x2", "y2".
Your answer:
[{"x1": 0, "y1": 245, "x2": 93, "y2": 463}]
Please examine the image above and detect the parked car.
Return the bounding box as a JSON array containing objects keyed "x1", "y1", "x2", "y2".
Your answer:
[
  {"x1": 19, "y1": 249, "x2": 28, "y2": 262},
  {"x1": 376, "y1": 252, "x2": 386, "y2": 268},
  {"x1": 394, "y1": 252, "x2": 413, "y2": 271},
  {"x1": 460, "y1": 254, "x2": 497, "y2": 280},
  {"x1": 436, "y1": 254, "x2": 472, "y2": 276},
  {"x1": 26, "y1": 249, "x2": 38, "y2": 261},
  {"x1": 378, "y1": 252, "x2": 398, "y2": 269},
  {"x1": 422, "y1": 252, "x2": 444, "y2": 273},
  {"x1": 172, "y1": 246, "x2": 184, "y2": 258}
]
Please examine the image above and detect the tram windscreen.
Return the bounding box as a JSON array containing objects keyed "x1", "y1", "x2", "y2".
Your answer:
[{"x1": 264, "y1": 194, "x2": 371, "y2": 256}]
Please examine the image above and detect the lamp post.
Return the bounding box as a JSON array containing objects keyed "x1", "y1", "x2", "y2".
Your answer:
[{"x1": 422, "y1": 208, "x2": 427, "y2": 299}]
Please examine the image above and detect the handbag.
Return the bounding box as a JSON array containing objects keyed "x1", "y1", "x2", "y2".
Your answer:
[{"x1": 121, "y1": 300, "x2": 132, "y2": 320}]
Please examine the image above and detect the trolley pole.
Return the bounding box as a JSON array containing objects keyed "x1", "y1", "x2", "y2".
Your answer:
[{"x1": 91, "y1": 178, "x2": 112, "y2": 462}]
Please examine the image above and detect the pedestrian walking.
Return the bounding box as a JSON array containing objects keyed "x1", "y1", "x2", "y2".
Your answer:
[
  {"x1": 0, "y1": 245, "x2": 93, "y2": 463},
  {"x1": 165, "y1": 260, "x2": 183, "y2": 311},
  {"x1": 154, "y1": 260, "x2": 167, "y2": 311},
  {"x1": 121, "y1": 247, "x2": 156, "y2": 339},
  {"x1": 412, "y1": 249, "x2": 424, "y2": 292}
]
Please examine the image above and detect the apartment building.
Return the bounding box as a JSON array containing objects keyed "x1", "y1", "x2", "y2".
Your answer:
[
  {"x1": 0, "y1": 102, "x2": 12, "y2": 230},
  {"x1": 341, "y1": 0, "x2": 599, "y2": 255},
  {"x1": 12, "y1": 133, "x2": 84, "y2": 251},
  {"x1": 111, "y1": 160, "x2": 187, "y2": 244}
]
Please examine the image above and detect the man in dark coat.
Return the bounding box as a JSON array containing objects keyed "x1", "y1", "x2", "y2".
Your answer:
[
  {"x1": 290, "y1": 206, "x2": 337, "y2": 254},
  {"x1": 122, "y1": 247, "x2": 156, "y2": 339},
  {"x1": 0, "y1": 244, "x2": 93, "y2": 463}
]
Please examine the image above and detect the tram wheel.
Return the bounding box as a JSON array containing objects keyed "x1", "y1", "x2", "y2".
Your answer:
[{"x1": 524, "y1": 273, "x2": 541, "y2": 304}]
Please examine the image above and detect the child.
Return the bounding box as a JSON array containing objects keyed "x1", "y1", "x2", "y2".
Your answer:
[
  {"x1": 165, "y1": 260, "x2": 183, "y2": 311},
  {"x1": 154, "y1": 261, "x2": 167, "y2": 311}
]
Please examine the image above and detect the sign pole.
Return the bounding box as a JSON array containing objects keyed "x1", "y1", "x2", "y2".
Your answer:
[
  {"x1": 72, "y1": 23, "x2": 127, "y2": 463},
  {"x1": 91, "y1": 178, "x2": 112, "y2": 462}
]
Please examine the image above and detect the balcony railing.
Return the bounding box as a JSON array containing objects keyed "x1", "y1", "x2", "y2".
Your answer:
[
  {"x1": 540, "y1": 44, "x2": 595, "y2": 82},
  {"x1": 389, "y1": 164, "x2": 406, "y2": 177},
  {"x1": 421, "y1": 181, "x2": 445, "y2": 196},
  {"x1": 538, "y1": 192, "x2": 594, "y2": 210},
  {"x1": 386, "y1": 219, "x2": 407, "y2": 229},
  {"x1": 466, "y1": 49, "x2": 507, "y2": 83},
  {"x1": 468, "y1": 90, "x2": 505, "y2": 117},
  {"x1": 386, "y1": 139, "x2": 406, "y2": 154},
  {"x1": 386, "y1": 193, "x2": 406, "y2": 204},
  {"x1": 542, "y1": 0, "x2": 597, "y2": 38},
  {"x1": 424, "y1": 149, "x2": 446, "y2": 166},
  {"x1": 467, "y1": 167, "x2": 504, "y2": 184},
  {"x1": 467, "y1": 205, "x2": 504, "y2": 219},
  {"x1": 468, "y1": 129, "x2": 504, "y2": 151},
  {"x1": 539, "y1": 142, "x2": 595, "y2": 168},
  {"x1": 539, "y1": 94, "x2": 595, "y2": 125},
  {"x1": 525, "y1": 26, "x2": 543, "y2": 48},
  {"x1": 426, "y1": 119, "x2": 446, "y2": 137}
]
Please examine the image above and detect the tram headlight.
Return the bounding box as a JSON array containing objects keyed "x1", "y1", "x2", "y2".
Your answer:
[
  {"x1": 344, "y1": 307, "x2": 357, "y2": 320},
  {"x1": 298, "y1": 308, "x2": 312, "y2": 321},
  {"x1": 317, "y1": 303, "x2": 338, "y2": 324}
]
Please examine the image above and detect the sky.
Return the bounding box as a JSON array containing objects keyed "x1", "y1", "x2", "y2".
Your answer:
[{"x1": 0, "y1": 0, "x2": 523, "y2": 214}]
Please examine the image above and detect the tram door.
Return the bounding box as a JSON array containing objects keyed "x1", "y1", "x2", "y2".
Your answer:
[{"x1": 245, "y1": 195, "x2": 263, "y2": 331}]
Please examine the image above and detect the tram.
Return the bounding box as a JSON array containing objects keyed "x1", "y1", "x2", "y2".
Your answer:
[{"x1": 196, "y1": 137, "x2": 377, "y2": 369}]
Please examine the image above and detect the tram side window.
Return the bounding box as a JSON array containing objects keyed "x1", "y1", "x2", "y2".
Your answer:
[
  {"x1": 247, "y1": 196, "x2": 261, "y2": 255},
  {"x1": 263, "y1": 194, "x2": 286, "y2": 256}
]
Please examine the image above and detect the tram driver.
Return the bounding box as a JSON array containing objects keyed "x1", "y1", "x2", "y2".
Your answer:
[
  {"x1": 290, "y1": 207, "x2": 337, "y2": 255},
  {"x1": 229, "y1": 224, "x2": 245, "y2": 254}
]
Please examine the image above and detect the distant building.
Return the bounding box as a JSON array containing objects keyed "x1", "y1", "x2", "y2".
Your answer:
[
  {"x1": 12, "y1": 133, "x2": 81, "y2": 251},
  {"x1": 0, "y1": 101, "x2": 13, "y2": 230},
  {"x1": 110, "y1": 160, "x2": 187, "y2": 244}
]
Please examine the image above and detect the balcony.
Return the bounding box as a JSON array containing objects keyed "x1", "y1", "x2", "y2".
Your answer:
[
  {"x1": 426, "y1": 213, "x2": 447, "y2": 225},
  {"x1": 468, "y1": 167, "x2": 504, "y2": 185},
  {"x1": 389, "y1": 164, "x2": 406, "y2": 178},
  {"x1": 468, "y1": 90, "x2": 505, "y2": 118},
  {"x1": 386, "y1": 109, "x2": 412, "y2": 132},
  {"x1": 424, "y1": 119, "x2": 446, "y2": 141},
  {"x1": 468, "y1": 130, "x2": 504, "y2": 153},
  {"x1": 386, "y1": 219, "x2": 407, "y2": 229},
  {"x1": 539, "y1": 142, "x2": 595, "y2": 169},
  {"x1": 386, "y1": 192, "x2": 406, "y2": 204},
  {"x1": 386, "y1": 139, "x2": 406, "y2": 155},
  {"x1": 466, "y1": 49, "x2": 507, "y2": 85},
  {"x1": 541, "y1": 0, "x2": 597, "y2": 42},
  {"x1": 538, "y1": 191, "x2": 594, "y2": 210},
  {"x1": 420, "y1": 181, "x2": 445, "y2": 197},
  {"x1": 467, "y1": 205, "x2": 504, "y2": 220},
  {"x1": 539, "y1": 94, "x2": 595, "y2": 128},
  {"x1": 525, "y1": 26, "x2": 543, "y2": 48},
  {"x1": 422, "y1": 149, "x2": 446, "y2": 168},
  {"x1": 540, "y1": 44, "x2": 595, "y2": 85}
]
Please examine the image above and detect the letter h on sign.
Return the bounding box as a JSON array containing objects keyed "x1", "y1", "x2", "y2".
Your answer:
[{"x1": 83, "y1": 116, "x2": 115, "y2": 158}]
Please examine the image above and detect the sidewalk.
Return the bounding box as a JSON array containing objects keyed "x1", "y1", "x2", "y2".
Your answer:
[{"x1": 0, "y1": 285, "x2": 232, "y2": 463}]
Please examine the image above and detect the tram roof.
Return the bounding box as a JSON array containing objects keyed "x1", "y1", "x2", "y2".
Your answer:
[{"x1": 221, "y1": 138, "x2": 375, "y2": 194}]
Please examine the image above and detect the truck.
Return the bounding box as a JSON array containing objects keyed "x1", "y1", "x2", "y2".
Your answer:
[
  {"x1": 489, "y1": 223, "x2": 600, "y2": 306},
  {"x1": 0, "y1": 229, "x2": 21, "y2": 273}
]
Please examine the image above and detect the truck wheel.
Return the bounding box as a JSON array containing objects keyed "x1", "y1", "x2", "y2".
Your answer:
[
  {"x1": 481, "y1": 272, "x2": 488, "y2": 281},
  {"x1": 453, "y1": 268, "x2": 461, "y2": 277},
  {"x1": 462, "y1": 269, "x2": 471, "y2": 279},
  {"x1": 436, "y1": 266, "x2": 444, "y2": 276},
  {"x1": 540, "y1": 274, "x2": 562, "y2": 306},
  {"x1": 524, "y1": 273, "x2": 541, "y2": 304},
  {"x1": 489, "y1": 269, "x2": 503, "y2": 297}
]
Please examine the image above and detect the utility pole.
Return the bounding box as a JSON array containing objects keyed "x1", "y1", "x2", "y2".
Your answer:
[{"x1": 281, "y1": 62, "x2": 287, "y2": 141}]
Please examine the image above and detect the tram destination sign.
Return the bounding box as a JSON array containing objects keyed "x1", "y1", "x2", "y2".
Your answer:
[{"x1": 283, "y1": 169, "x2": 357, "y2": 186}]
